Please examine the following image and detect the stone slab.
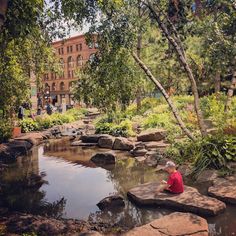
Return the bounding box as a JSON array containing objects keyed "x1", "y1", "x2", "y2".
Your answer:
[
  {"x1": 125, "y1": 212, "x2": 209, "y2": 236},
  {"x1": 127, "y1": 182, "x2": 226, "y2": 216},
  {"x1": 137, "y1": 129, "x2": 166, "y2": 142},
  {"x1": 208, "y1": 178, "x2": 236, "y2": 204}
]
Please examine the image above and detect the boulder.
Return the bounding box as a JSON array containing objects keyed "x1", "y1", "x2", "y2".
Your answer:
[
  {"x1": 178, "y1": 164, "x2": 192, "y2": 177},
  {"x1": 144, "y1": 155, "x2": 159, "y2": 167},
  {"x1": 15, "y1": 132, "x2": 45, "y2": 145},
  {"x1": 137, "y1": 129, "x2": 166, "y2": 142},
  {"x1": 97, "y1": 195, "x2": 125, "y2": 210},
  {"x1": 208, "y1": 178, "x2": 236, "y2": 204},
  {"x1": 145, "y1": 156, "x2": 157, "y2": 167},
  {"x1": 3, "y1": 213, "x2": 90, "y2": 236},
  {"x1": 130, "y1": 146, "x2": 148, "y2": 157},
  {"x1": 196, "y1": 169, "x2": 218, "y2": 183},
  {"x1": 80, "y1": 232, "x2": 103, "y2": 236},
  {"x1": 113, "y1": 137, "x2": 134, "y2": 151},
  {"x1": 98, "y1": 135, "x2": 114, "y2": 149},
  {"x1": 127, "y1": 182, "x2": 226, "y2": 216},
  {"x1": 80, "y1": 134, "x2": 106, "y2": 143},
  {"x1": 0, "y1": 140, "x2": 33, "y2": 161},
  {"x1": 91, "y1": 152, "x2": 116, "y2": 165},
  {"x1": 144, "y1": 141, "x2": 170, "y2": 150},
  {"x1": 135, "y1": 156, "x2": 147, "y2": 162},
  {"x1": 71, "y1": 141, "x2": 97, "y2": 147},
  {"x1": 125, "y1": 212, "x2": 209, "y2": 236}
]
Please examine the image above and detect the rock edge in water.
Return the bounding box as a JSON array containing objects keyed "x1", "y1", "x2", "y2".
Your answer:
[{"x1": 127, "y1": 182, "x2": 226, "y2": 216}]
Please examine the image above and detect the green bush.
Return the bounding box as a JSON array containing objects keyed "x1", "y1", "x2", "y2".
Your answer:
[
  {"x1": 167, "y1": 135, "x2": 236, "y2": 177},
  {"x1": 0, "y1": 120, "x2": 12, "y2": 143},
  {"x1": 95, "y1": 119, "x2": 134, "y2": 137},
  {"x1": 20, "y1": 119, "x2": 40, "y2": 133},
  {"x1": 19, "y1": 108, "x2": 86, "y2": 133}
]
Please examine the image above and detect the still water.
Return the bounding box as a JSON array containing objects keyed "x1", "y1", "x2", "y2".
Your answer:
[{"x1": 1, "y1": 139, "x2": 236, "y2": 235}]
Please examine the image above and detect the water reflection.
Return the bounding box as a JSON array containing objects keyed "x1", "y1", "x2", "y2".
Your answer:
[{"x1": 1, "y1": 139, "x2": 236, "y2": 235}]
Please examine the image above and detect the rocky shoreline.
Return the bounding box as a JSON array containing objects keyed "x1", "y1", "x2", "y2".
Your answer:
[{"x1": 0, "y1": 116, "x2": 236, "y2": 236}]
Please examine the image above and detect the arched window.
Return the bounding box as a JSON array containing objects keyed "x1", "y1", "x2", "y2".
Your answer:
[
  {"x1": 77, "y1": 55, "x2": 83, "y2": 66},
  {"x1": 52, "y1": 83, "x2": 56, "y2": 91},
  {"x1": 89, "y1": 53, "x2": 95, "y2": 63},
  {"x1": 60, "y1": 82, "x2": 65, "y2": 91},
  {"x1": 67, "y1": 56, "x2": 74, "y2": 68}
]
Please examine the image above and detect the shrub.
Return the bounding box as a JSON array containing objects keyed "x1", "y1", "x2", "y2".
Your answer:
[
  {"x1": 168, "y1": 135, "x2": 236, "y2": 177},
  {"x1": 0, "y1": 120, "x2": 12, "y2": 143},
  {"x1": 125, "y1": 97, "x2": 163, "y2": 117},
  {"x1": 142, "y1": 112, "x2": 171, "y2": 129},
  {"x1": 20, "y1": 119, "x2": 40, "y2": 133},
  {"x1": 173, "y1": 95, "x2": 194, "y2": 109},
  {"x1": 95, "y1": 119, "x2": 134, "y2": 137},
  {"x1": 192, "y1": 135, "x2": 236, "y2": 176}
]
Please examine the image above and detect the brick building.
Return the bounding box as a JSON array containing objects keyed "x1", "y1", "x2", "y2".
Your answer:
[{"x1": 40, "y1": 34, "x2": 98, "y2": 107}]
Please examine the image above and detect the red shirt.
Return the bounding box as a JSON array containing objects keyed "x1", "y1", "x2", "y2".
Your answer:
[{"x1": 167, "y1": 171, "x2": 184, "y2": 193}]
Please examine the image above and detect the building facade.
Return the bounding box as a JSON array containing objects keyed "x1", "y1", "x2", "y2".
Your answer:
[{"x1": 41, "y1": 34, "x2": 98, "y2": 107}]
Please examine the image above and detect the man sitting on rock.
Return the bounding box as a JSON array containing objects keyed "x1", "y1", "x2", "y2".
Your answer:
[{"x1": 156, "y1": 161, "x2": 184, "y2": 194}]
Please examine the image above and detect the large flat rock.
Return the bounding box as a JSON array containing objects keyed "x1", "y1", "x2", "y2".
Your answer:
[
  {"x1": 137, "y1": 129, "x2": 166, "y2": 142},
  {"x1": 125, "y1": 212, "x2": 209, "y2": 236},
  {"x1": 127, "y1": 182, "x2": 226, "y2": 216},
  {"x1": 208, "y1": 178, "x2": 236, "y2": 204}
]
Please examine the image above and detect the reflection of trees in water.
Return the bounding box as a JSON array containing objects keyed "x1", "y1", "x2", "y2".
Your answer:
[
  {"x1": 88, "y1": 158, "x2": 168, "y2": 228},
  {"x1": 107, "y1": 158, "x2": 164, "y2": 195},
  {"x1": 0, "y1": 151, "x2": 67, "y2": 219},
  {"x1": 1, "y1": 172, "x2": 67, "y2": 219}
]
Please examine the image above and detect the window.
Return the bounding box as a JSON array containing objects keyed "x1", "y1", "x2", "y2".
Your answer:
[
  {"x1": 67, "y1": 56, "x2": 74, "y2": 68},
  {"x1": 45, "y1": 83, "x2": 50, "y2": 89},
  {"x1": 76, "y1": 44, "x2": 79, "y2": 51},
  {"x1": 79, "y1": 43, "x2": 82, "y2": 51},
  {"x1": 69, "y1": 81, "x2": 75, "y2": 90},
  {"x1": 59, "y1": 58, "x2": 64, "y2": 68},
  {"x1": 60, "y1": 82, "x2": 65, "y2": 91},
  {"x1": 68, "y1": 70, "x2": 72, "y2": 78},
  {"x1": 67, "y1": 46, "x2": 69, "y2": 53},
  {"x1": 61, "y1": 47, "x2": 64, "y2": 54},
  {"x1": 44, "y1": 74, "x2": 48, "y2": 80},
  {"x1": 77, "y1": 55, "x2": 83, "y2": 66},
  {"x1": 52, "y1": 83, "x2": 56, "y2": 91},
  {"x1": 70, "y1": 45, "x2": 73, "y2": 53},
  {"x1": 51, "y1": 73, "x2": 54, "y2": 80},
  {"x1": 58, "y1": 48, "x2": 61, "y2": 55}
]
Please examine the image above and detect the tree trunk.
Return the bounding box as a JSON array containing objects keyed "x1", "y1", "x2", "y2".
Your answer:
[
  {"x1": 0, "y1": 0, "x2": 8, "y2": 30},
  {"x1": 136, "y1": 2, "x2": 142, "y2": 112},
  {"x1": 214, "y1": 72, "x2": 221, "y2": 93},
  {"x1": 146, "y1": 2, "x2": 207, "y2": 137},
  {"x1": 132, "y1": 52, "x2": 196, "y2": 141},
  {"x1": 136, "y1": 31, "x2": 142, "y2": 112},
  {"x1": 225, "y1": 71, "x2": 236, "y2": 112}
]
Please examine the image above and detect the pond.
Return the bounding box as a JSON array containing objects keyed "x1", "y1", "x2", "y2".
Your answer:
[{"x1": 1, "y1": 139, "x2": 236, "y2": 235}]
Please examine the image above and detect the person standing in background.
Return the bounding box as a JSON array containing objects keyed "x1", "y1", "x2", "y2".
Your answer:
[{"x1": 18, "y1": 105, "x2": 24, "y2": 120}]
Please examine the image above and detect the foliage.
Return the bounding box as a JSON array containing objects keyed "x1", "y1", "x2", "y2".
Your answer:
[
  {"x1": 20, "y1": 119, "x2": 40, "y2": 133},
  {"x1": 95, "y1": 118, "x2": 134, "y2": 137},
  {"x1": 167, "y1": 134, "x2": 236, "y2": 177},
  {"x1": 19, "y1": 108, "x2": 85, "y2": 133},
  {"x1": 0, "y1": 120, "x2": 12, "y2": 143},
  {"x1": 200, "y1": 93, "x2": 236, "y2": 128},
  {"x1": 74, "y1": 47, "x2": 153, "y2": 111}
]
